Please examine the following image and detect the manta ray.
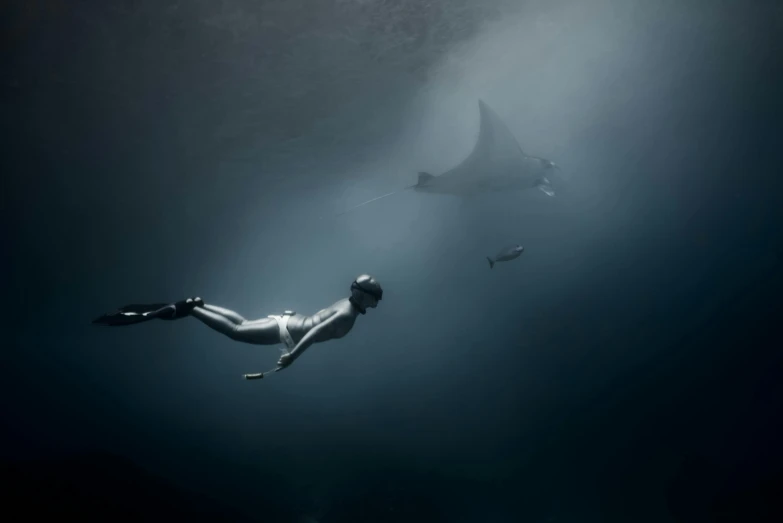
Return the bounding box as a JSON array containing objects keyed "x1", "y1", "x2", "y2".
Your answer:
[
  {"x1": 414, "y1": 99, "x2": 560, "y2": 198},
  {"x1": 329, "y1": 99, "x2": 561, "y2": 218}
]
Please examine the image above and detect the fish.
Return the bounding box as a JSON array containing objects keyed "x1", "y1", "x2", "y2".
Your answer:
[{"x1": 487, "y1": 244, "x2": 524, "y2": 269}]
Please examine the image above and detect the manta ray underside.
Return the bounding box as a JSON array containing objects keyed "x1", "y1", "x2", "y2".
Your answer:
[{"x1": 414, "y1": 99, "x2": 555, "y2": 197}]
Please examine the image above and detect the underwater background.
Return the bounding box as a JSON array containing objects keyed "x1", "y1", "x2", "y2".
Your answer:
[{"x1": 2, "y1": 1, "x2": 781, "y2": 521}]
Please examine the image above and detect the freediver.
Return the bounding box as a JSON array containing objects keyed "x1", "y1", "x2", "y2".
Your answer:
[{"x1": 92, "y1": 274, "x2": 384, "y2": 378}]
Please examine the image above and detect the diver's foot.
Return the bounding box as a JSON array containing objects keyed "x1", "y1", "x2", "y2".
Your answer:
[
  {"x1": 153, "y1": 297, "x2": 203, "y2": 320},
  {"x1": 243, "y1": 373, "x2": 264, "y2": 380},
  {"x1": 189, "y1": 297, "x2": 204, "y2": 308}
]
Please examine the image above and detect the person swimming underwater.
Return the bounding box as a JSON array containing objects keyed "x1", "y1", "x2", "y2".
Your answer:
[{"x1": 92, "y1": 274, "x2": 383, "y2": 378}]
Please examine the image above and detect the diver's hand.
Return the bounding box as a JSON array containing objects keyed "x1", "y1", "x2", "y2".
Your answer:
[
  {"x1": 277, "y1": 352, "x2": 294, "y2": 370},
  {"x1": 157, "y1": 297, "x2": 203, "y2": 320}
]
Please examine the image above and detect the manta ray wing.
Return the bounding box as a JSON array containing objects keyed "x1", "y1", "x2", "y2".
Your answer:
[{"x1": 415, "y1": 100, "x2": 529, "y2": 195}]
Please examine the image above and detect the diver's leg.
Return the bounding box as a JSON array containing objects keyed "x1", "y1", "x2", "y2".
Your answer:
[
  {"x1": 190, "y1": 306, "x2": 281, "y2": 345},
  {"x1": 201, "y1": 304, "x2": 246, "y2": 324}
]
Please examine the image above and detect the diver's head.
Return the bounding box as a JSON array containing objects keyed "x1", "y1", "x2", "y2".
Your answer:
[
  {"x1": 350, "y1": 274, "x2": 383, "y2": 313},
  {"x1": 516, "y1": 245, "x2": 525, "y2": 253}
]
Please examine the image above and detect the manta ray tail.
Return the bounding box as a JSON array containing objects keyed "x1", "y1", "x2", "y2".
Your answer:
[
  {"x1": 325, "y1": 181, "x2": 419, "y2": 219},
  {"x1": 487, "y1": 257, "x2": 495, "y2": 269}
]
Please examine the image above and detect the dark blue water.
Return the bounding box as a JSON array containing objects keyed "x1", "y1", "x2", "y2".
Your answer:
[{"x1": 2, "y1": 1, "x2": 782, "y2": 521}]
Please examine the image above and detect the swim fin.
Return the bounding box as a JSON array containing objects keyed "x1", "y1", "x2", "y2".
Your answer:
[{"x1": 92, "y1": 303, "x2": 169, "y2": 326}]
